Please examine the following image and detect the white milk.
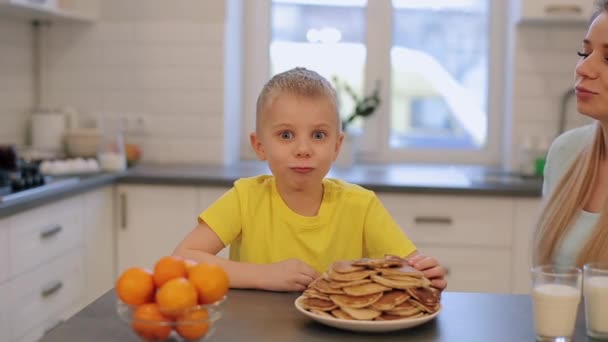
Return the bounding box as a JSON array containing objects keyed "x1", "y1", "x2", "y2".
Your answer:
[
  {"x1": 584, "y1": 276, "x2": 608, "y2": 334},
  {"x1": 533, "y1": 284, "x2": 581, "y2": 338}
]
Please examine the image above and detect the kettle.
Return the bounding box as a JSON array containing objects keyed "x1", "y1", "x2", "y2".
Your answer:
[{"x1": 30, "y1": 106, "x2": 79, "y2": 153}]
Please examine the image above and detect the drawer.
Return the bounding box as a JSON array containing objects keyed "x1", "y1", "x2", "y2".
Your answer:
[
  {"x1": 8, "y1": 248, "x2": 85, "y2": 340},
  {"x1": 9, "y1": 197, "x2": 84, "y2": 277},
  {"x1": 0, "y1": 222, "x2": 9, "y2": 283},
  {"x1": 0, "y1": 282, "x2": 10, "y2": 342},
  {"x1": 418, "y1": 245, "x2": 512, "y2": 293},
  {"x1": 378, "y1": 194, "x2": 514, "y2": 247}
]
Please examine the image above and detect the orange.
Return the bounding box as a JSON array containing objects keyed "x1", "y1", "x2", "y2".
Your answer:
[
  {"x1": 131, "y1": 303, "x2": 173, "y2": 340},
  {"x1": 188, "y1": 263, "x2": 229, "y2": 304},
  {"x1": 156, "y1": 277, "x2": 198, "y2": 317},
  {"x1": 115, "y1": 267, "x2": 155, "y2": 306},
  {"x1": 153, "y1": 256, "x2": 187, "y2": 287},
  {"x1": 184, "y1": 259, "x2": 198, "y2": 276},
  {"x1": 176, "y1": 308, "x2": 210, "y2": 340}
]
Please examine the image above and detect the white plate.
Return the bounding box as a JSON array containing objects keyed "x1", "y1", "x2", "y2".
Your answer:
[{"x1": 294, "y1": 295, "x2": 441, "y2": 333}]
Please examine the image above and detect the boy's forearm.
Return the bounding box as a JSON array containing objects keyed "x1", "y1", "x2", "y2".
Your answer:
[{"x1": 173, "y1": 248, "x2": 266, "y2": 290}]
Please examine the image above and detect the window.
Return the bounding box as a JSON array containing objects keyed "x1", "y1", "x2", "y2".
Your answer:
[{"x1": 242, "y1": 0, "x2": 505, "y2": 164}]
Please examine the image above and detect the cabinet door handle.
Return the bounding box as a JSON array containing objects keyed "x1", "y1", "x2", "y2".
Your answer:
[
  {"x1": 120, "y1": 192, "x2": 127, "y2": 230},
  {"x1": 414, "y1": 216, "x2": 453, "y2": 225},
  {"x1": 41, "y1": 281, "x2": 63, "y2": 298},
  {"x1": 544, "y1": 4, "x2": 582, "y2": 15},
  {"x1": 40, "y1": 224, "x2": 62, "y2": 240}
]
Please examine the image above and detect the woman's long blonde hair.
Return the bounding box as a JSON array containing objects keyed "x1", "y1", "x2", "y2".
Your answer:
[
  {"x1": 533, "y1": 0, "x2": 608, "y2": 268},
  {"x1": 533, "y1": 124, "x2": 607, "y2": 267}
]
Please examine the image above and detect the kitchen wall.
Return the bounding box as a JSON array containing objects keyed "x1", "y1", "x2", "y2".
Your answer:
[
  {"x1": 0, "y1": 19, "x2": 32, "y2": 146},
  {"x1": 42, "y1": 0, "x2": 240, "y2": 164},
  {"x1": 505, "y1": 23, "x2": 588, "y2": 171},
  {"x1": 1, "y1": 1, "x2": 591, "y2": 168}
]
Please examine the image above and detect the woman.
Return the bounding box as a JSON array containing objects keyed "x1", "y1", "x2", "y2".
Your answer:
[{"x1": 534, "y1": 0, "x2": 608, "y2": 267}]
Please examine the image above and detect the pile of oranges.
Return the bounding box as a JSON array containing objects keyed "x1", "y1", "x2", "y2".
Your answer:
[{"x1": 115, "y1": 256, "x2": 229, "y2": 341}]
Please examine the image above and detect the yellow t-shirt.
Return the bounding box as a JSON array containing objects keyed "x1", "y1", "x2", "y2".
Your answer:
[{"x1": 199, "y1": 175, "x2": 416, "y2": 273}]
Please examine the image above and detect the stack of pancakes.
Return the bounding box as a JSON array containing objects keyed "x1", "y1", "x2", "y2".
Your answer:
[{"x1": 300, "y1": 256, "x2": 441, "y2": 321}]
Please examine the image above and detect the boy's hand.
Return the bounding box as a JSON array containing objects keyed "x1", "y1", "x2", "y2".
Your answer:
[
  {"x1": 259, "y1": 259, "x2": 320, "y2": 292},
  {"x1": 407, "y1": 254, "x2": 447, "y2": 291}
]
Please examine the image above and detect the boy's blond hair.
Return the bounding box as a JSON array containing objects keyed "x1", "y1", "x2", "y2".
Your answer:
[{"x1": 255, "y1": 67, "x2": 339, "y2": 131}]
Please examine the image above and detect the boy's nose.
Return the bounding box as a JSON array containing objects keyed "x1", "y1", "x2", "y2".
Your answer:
[{"x1": 295, "y1": 140, "x2": 312, "y2": 157}]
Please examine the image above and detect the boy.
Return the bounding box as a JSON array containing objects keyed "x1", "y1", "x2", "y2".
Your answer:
[{"x1": 173, "y1": 67, "x2": 447, "y2": 292}]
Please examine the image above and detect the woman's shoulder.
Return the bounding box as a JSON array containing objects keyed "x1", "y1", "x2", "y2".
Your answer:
[{"x1": 549, "y1": 124, "x2": 595, "y2": 159}]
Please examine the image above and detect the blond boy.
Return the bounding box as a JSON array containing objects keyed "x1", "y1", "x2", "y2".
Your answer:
[{"x1": 173, "y1": 67, "x2": 447, "y2": 292}]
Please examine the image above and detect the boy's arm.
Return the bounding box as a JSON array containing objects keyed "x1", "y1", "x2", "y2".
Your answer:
[
  {"x1": 173, "y1": 222, "x2": 319, "y2": 291},
  {"x1": 173, "y1": 222, "x2": 266, "y2": 289}
]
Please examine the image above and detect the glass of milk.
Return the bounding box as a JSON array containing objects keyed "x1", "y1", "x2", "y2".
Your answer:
[
  {"x1": 584, "y1": 262, "x2": 608, "y2": 339},
  {"x1": 531, "y1": 265, "x2": 582, "y2": 342}
]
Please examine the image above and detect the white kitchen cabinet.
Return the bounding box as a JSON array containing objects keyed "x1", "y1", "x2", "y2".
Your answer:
[
  {"x1": 512, "y1": 198, "x2": 542, "y2": 294},
  {"x1": 514, "y1": 0, "x2": 593, "y2": 24},
  {"x1": 379, "y1": 194, "x2": 514, "y2": 248},
  {"x1": 0, "y1": 281, "x2": 10, "y2": 342},
  {"x1": 81, "y1": 187, "x2": 115, "y2": 308},
  {"x1": 8, "y1": 196, "x2": 84, "y2": 278},
  {"x1": 0, "y1": 0, "x2": 98, "y2": 23},
  {"x1": 116, "y1": 185, "x2": 201, "y2": 272},
  {"x1": 378, "y1": 193, "x2": 516, "y2": 293},
  {"x1": 0, "y1": 220, "x2": 9, "y2": 284},
  {"x1": 416, "y1": 246, "x2": 512, "y2": 293},
  {"x1": 8, "y1": 248, "x2": 84, "y2": 342}
]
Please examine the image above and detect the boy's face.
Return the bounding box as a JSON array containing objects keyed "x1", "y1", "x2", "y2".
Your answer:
[{"x1": 250, "y1": 93, "x2": 344, "y2": 191}]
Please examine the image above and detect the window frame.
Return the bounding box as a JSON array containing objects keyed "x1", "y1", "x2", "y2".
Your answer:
[{"x1": 242, "y1": 0, "x2": 507, "y2": 165}]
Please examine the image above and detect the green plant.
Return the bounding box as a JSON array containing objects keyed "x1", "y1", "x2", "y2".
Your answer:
[{"x1": 332, "y1": 76, "x2": 381, "y2": 132}]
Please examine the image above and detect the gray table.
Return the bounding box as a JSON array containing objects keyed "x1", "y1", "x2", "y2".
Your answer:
[{"x1": 41, "y1": 290, "x2": 597, "y2": 342}]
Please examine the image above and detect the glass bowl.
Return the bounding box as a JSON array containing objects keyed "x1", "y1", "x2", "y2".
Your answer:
[{"x1": 116, "y1": 297, "x2": 226, "y2": 342}]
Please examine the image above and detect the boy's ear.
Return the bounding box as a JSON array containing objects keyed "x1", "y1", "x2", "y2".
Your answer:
[
  {"x1": 250, "y1": 132, "x2": 267, "y2": 160},
  {"x1": 333, "y1": 132, "x2": 344, "y2": 160}
]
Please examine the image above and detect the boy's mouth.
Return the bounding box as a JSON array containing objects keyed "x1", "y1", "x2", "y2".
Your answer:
[{"x1": 291, "y1": 167, "x2": 314, "y2": 174}]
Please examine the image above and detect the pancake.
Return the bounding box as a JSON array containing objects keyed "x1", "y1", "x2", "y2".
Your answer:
[
  {"x1": 340, "y1": 306, "x2": 382, "y2": 320},
  {"x1": 331, "y1": 260, "x2": 365, "y2": 273},
  {"x1": 311, "y1": 278, "x2": 345, "y2": 295},
  {"x1": 407, "y1": 287, "x2": 441, "y2": 305},
  {"x1": 385, "y1": 301, "x2": 421, "y2": 317},
  {"x1": 331, "y1": 309, "x2": 355, "y2": 320},
  {"x1": 370, "y1": 290, "x2": 410, "y2": 311},
  {"x1": 328, "y1": 279, "x2": 372, "y2": 289},
  {"x1": 300, "y1": 297, "x2": 337, "y2": 311},
  {"x1": 310, "y1": 309, "x2": 334, "y2": 318},
  {"x1": 328, "y1": 269, "x2": 376, "y2": 282},
  {"x1": 352, "y1": 257, "x2": 404, "y2": 268},
  {"x1": 342, "y1": 282, "x2": 391, "y2": 296},
  {"x1": 377, "y1": 265, "x2": 424, "y2": 278},
  {"x1": 303, "y1": 288, "x2": 330, "y2": 301},
  {"x1": 329, "y1": 292, "x2": 383, "y2": 309},
  {"x1": 371, "y1": 274, "x2": 421, "y2": 289}
]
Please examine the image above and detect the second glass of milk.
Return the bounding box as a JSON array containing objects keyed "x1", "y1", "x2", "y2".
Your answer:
[
  {"x1": 584, "y1": 262, "x2": 608, "y2": 339},
  {"x1": 532, "y1": 265, "x2": 582, "y2": 342}
]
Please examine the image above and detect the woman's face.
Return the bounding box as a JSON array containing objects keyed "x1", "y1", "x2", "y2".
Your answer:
[{"x1": 575, "y1": 11, "x2": 608, "y2": 121}]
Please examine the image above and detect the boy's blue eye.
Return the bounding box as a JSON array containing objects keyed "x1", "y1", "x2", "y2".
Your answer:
[
  {"x1": 313, "y1": 131, "x2": 326, "y2": 140},
  {"x1": 280, "y1": 131, "x2": 294, "y2": 140}
]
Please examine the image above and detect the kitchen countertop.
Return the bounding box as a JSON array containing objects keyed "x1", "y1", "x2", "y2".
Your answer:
[
  {"x1": 39, "y1": 289, "x2": 594, "y2": 342},
  {"x1": 0, "y1": 161, "x2": 543, "y2": 218}
]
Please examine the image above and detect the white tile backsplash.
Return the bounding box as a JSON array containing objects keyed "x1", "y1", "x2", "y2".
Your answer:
[
  {"x1": 41, "y1": 0, "x2": 231, "y2": 163},
  {"x1": 506, "y1": 23, "x2": 588, "y2": 171},
  {"x1": 0, "y1": 20, "x2": 32, "y2": 146}
]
